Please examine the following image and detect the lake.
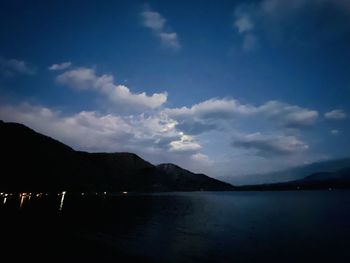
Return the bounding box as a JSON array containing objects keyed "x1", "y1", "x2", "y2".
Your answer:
[{"x1": 1, "y1": 190, "x2": 349, "y2": 262}]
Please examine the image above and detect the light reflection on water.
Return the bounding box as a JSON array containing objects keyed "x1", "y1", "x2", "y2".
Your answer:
[
  {"x1": 0, "y1": 192, "x2": 67, "y2": 210},
  {"x1": 59, "y1": 191, "x2": 66, "y2": 211},
  {"x1": 0, "y1": 191, "x2": 112, "y2": 210},
  {"x1": 0, "y1": 191, "x2": 350, "y2": 262}
]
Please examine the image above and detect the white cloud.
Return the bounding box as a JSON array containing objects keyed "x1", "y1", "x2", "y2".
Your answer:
[
  {"x1": 56, "y1": 67, "x2": 167, "y2": 111},
  {"x1": 324, "y1": 109, "x2": 346, "y2": 120},
  {"x1": 141, "y1": 10, "x2": 166, "y2": 31},
  {"x1": 159, "y1": 32, "x2": 181, "y2": 50},
  {"x1": 0, "y1": 57, "x2": 35, "y2": 76},
  {"x1": 141, "y1": 7, "x2": 181, "y2": 51},
  {"x1": 0, "y1": 104, "x2": 131, "y2": 152},
  {"x1": 49, "y1": 62, "x2": 72, "y2": 71},
  {"x1": 232, "y1": 132, "x2": 308, "y2": 157},
  {"x1": 330, "y1": 129, "x2": 339, "y2": 135},
  {"x1": 0, "y1": 103, "x2": 188, "y2": 152},
  {"x1": 164, "y1": 98, "x2": 254, "y2": 119},
  {"x1": 164, "y1": 98, "x2": 318, "y2": 134},
  {"x1": 0, "y1": 97, "x2": 321, "y2": 181},
  {"x1": 257, "y1": 101, "x2": 318, "y2": 127},
  {"x1": 56, "y1": 67, "x2": 102, "y2": 89},
  {"x1": 169, "y1": 133, "x2": 201, "y2": 152},
  {"x1": 234, "y1": 15, "x2": 254, "y2": 34},
  {"x1": 191, "y1": 153, "x2": 213, "y2": 165},
  {"x1": 233, "y1": 8, "x2": 257, "y2": 51}
]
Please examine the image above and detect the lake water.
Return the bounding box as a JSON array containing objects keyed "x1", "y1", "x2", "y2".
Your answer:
[{"x1": 1, "y1": 191, "x2": 350, "y2": 262}]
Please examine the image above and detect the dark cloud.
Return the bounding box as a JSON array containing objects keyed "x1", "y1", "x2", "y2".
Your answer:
[
  {"x1": 232, "y1": 132, "x2": 308, "y2": 157},
  {"x1": 0, "y1": 57, "x2": 36, "y2": 76}
]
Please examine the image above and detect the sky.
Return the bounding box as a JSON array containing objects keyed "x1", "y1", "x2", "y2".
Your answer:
[{"x1": 0, "y1": 0, "x2": 349, "y2": 183}]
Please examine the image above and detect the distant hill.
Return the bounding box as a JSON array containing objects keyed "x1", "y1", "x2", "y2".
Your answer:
[
  {"x1": 232, "y1": 158, "x2": 350, "y2": 185},
  {"x1": 237, "y1": 167, "x2": 350, "y2": 191},
  {"x1": 293, "y1": 167, "x2": 350, "y2": 186},
  {"x1": 156, "y1": 163, "x2": 234, "y2": 191},
  {"x1": 0, "y1": 120, "x2": 234, "y2": 192}
]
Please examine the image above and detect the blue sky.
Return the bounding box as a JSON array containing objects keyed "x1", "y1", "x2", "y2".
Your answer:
[{"x1": 0, "y1": 0, "x2": 349, "y2": 183}]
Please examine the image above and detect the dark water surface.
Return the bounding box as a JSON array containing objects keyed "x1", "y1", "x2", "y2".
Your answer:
[{"x1": 1, "y1": 191, "x2": 350, "y2": 262}]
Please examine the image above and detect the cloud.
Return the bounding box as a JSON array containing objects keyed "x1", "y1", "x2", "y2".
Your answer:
[
  {"x1": 233, "y1": 8, "x2": 257, "y2": 52},
  {"x1": 141, "y1": 7, "x2": 181, "y2": 51},
  {"x1": 175, "y1": 121, "x2": 218, "y2": 135},
  {"x1": 257, "y1": 101, "x2": 318, "y2": 127},
  {"x1": 49, "y1": 62, "x2": 72, "y2": 71},
  {"x1": 232, "y1": 132, "x2": 308, "y2": 157},
  {"x1": 0, "y1": 103, "x2": 198, "y2": 154},
  {"x1": 232, "y1": 0, "x2": 350, "y2": 51},
  {"x1": 169, "y1": 133, "x2": 201, "y2": 152},
  {"x1": 324, "y1": 109, "x2": 346, "y2": 120},
  {"x1": 159, "y1": 32, "x2": 181, "y2": 50},
  {"x1": 164, "y1": 98, "x2": 318, "y2": 134},
  {"x1": 0, "y1": 57, "x2": 35, "y2": 76},
  {"x1": 0, "y1": 96, "x2": 320, "y2": 179},
  {"x1": 234, "y1": 14, "x2": 254, "y2": 34},
  {"x1": 141, "y1": 9, "x2": 166, "y2": 31},
  {"x1": 1, "y1": 102, "x2": 227, "y2": 177},
  {"x1": 56, "y1": 67, "x2": 167, "y2": 111},
  {"x1": 164, "y1": 98, "x2": 254, "y2": 120},
  {"x1": 191, "y1": 153, "x2": 213, "y2": 165},
  {"x1": 330, "y1": 129, "x2": 339, "y2": 135},
  {"x1": 0, "y1": 104, "x2": 131, "y2": 152}
]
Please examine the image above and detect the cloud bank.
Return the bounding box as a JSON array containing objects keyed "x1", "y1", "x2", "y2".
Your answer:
[
  {"x1": 164, "y1": 98, "x2": 318, "y2": 134},
  {"x1": 57, "y1": 67, "x2": 167, "y2": 111},
  {"x1": 232, "y1": 132, "x2": 308, "y2": 157},
  {"x1": 0, "y1": 61, "x2": 326, "y2": 178}
]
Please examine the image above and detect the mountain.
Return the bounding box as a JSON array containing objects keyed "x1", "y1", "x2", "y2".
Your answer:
[
  {"x1": 156, "y1": 163, "x2": 234, "y2": 191},
  {"x1": 0, "y1": 120, "x2": 234, "y2": 192},
  {"x1": 237, "y1": 167, "x2": 350, "y2": 191},
  {"x1": 232, "y1": 158, "x2": 350, "y2": 185},
  {"x1": 293, "y1": 167, "x2": 350, "y2": 186}
]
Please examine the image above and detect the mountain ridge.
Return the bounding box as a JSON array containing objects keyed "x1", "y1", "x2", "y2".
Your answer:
[
  {"x1": 237, "y1": 166, "x2": 350, "y2": 191},
  {"x1": 232, "y1": 157, "x2": 350, "y2": 185},
  {"x1": 0, "y1": 120, "x2": 234, "y2": 192}
]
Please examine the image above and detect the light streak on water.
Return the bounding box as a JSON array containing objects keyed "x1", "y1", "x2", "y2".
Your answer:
[{"x1": 59, "y1": 191, "x2": 66, "y2": 211}]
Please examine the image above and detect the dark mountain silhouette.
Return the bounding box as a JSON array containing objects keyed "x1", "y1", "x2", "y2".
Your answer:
[
  {"x1": 232, "y1": 157, "x2": 350, "y2": 185},
  {"x1": 0, "y1": 120, "x2": 234, "y2": 192},
  {"x1": 156, "y1": 163, "x2": 234, "y2": 191},
  {"x1": 237, "y1": 167, "x2": 350, "y2": 191},
  {"x1": 292, "y1": 166, "x2": 350, "y2": 186}
]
